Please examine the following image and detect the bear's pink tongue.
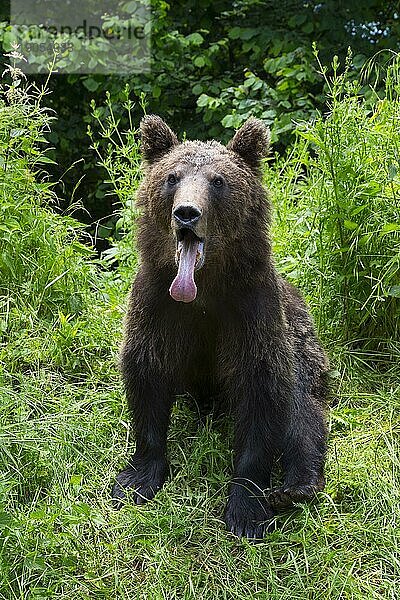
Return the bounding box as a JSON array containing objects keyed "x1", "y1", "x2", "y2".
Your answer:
[{"x1": 169, "y1": 235, "x2": 199, "y2": 303}]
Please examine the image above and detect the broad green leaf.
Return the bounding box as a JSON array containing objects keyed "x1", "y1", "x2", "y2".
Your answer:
[
  {"x1": 83, "y1": 77, "x2": 100, "y2": 92},
  {"x1": 343, "y1": 220, "x2": 358, "y2": 230},
  {"x1": 380, "y1": 223, "x2": 400, "y2": 234},
  {"x1": 194, "y1": 56, "x2": 206, "y2": 68},
  {"x1": 186, "y1": 32, "x2": 204, "y2": 45},
  {"x1": 388, "y1": 285, "x2": 400, "y2": 298}
]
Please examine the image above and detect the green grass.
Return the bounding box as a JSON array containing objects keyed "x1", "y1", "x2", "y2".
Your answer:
[
  {"x1": 0, "y1": 53, "x2": 399, "y2": 599},
  {"x1": 1, "y1": 353, "x2": 399, "y2": 598}
]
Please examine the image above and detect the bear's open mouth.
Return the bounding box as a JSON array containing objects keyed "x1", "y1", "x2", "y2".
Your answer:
[
  {"x1": 175, "y1": 228, "x2": 205, "y2": 270},
  {"x1": 169, "y1": 228, "x2": 205, "y2": 303}
]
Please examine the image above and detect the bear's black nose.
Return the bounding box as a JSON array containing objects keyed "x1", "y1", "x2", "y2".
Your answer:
[{"x1": 173, "y1": 205, "x2": 202, "y2": 226}]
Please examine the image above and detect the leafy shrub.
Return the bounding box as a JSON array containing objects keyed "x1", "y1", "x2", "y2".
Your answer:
[
  {"x1": 0, "y1": 49, "x2": 123, "y2": 377},
  {"x1": 0, "y1": 49, "x2": 96, "y2": 322},
  {"x1": 270, "y1": 56, "x2": 400, "y2": 355}
]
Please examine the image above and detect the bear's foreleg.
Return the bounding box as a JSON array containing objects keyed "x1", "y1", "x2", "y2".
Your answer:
[{"x1": 112, "y1": 349, "x2": 172, "y2": 508}]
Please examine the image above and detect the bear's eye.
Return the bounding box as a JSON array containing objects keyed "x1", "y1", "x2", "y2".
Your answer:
[
  {"x1": 167, "y1": 174, "x2": 178, "y2": 186},
  {"x1": 212, "y1": 176, "x2": 224, "y2": 188}
]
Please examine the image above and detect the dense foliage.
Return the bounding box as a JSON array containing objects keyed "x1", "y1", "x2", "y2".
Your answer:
[
  {"x1": 0, "y1": 53, "x2": 120, "y2": 377},
  {"x1": 1, "y1": 1, "x2": 400, "y2": 233},
  {"x1": 0, "y1": 67, "x2": 92, "y2": 321},
  {"x1": 269, "y1": 57, "x2": 400, "y2": 352}
]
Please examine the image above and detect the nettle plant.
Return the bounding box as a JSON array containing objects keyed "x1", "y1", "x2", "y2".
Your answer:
[
  {"x1": 0, "y1": 46, "x2": 94, "y2": 327},
  {"x1": 270, "y1": 56, "x2": 400, "y2": 355}
]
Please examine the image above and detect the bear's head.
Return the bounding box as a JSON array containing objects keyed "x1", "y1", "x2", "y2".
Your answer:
[{"x1": 137, "y1": 115, "x2": 271, "y2": 303}]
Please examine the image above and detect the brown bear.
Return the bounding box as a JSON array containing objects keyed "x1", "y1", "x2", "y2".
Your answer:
[{"x1": 112, "y1": 115, "x2": 329, "y2": 540}]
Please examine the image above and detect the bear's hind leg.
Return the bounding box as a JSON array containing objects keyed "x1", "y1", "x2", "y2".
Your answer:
[
  {"x1": 224, "y1": 359, "x2": 293, "y2": 539},
  {"x1": 267, "y1": 385, "x2": 327, "y2": 509}
]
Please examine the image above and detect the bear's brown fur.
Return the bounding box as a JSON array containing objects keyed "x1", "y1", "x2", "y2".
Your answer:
[{"x1": 112, "y1": 115, "x2": 329, "y2": 540}]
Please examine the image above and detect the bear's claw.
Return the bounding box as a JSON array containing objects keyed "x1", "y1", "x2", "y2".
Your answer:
[
  {"x1": 224, "y1": 482, "x2": 275, "y2": 541},
  {"x1": 111, "y1": 458, "x2": 168, "y2": 509},
  {"x1": 266, "y1": 482, "x2": 322, "y2": 509}
]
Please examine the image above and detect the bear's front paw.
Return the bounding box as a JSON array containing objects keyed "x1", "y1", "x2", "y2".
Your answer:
[
  {"x1": 112, "y1": 456, "x2": 168, "y2": 509},
  {"x1": 266, "y1": 480, "x2": 323, "y2": 509},
  {"x1": 224, "y1": 479, "x2": 275, "y2": 541}
]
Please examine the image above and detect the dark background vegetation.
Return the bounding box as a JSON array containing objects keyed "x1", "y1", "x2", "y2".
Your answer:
[{"x1": 1, "y1": 1, "x2": 399, "y2": 244}]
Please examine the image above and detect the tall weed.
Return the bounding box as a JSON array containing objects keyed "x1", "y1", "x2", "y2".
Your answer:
[
  {"x1": 270, "y1": 55, "x2": 400, "y2": 357},
  {"x1": 0, "y1": 48, "x2": 120, "y2": 377},
  {"x1": 0, "y1": 49, "x2": 96, "y2": 323},
  {"x1": 88, "y1": 87, "x2": 142, "y2": 287}
]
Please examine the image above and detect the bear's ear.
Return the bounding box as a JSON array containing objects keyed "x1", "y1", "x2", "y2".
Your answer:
[
  {"x1": 227, "y1": 118, "x2": 270, "y2": 168},
  {"x1": 140, "y1": 114, "x2": 178, "y2": 163}
]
